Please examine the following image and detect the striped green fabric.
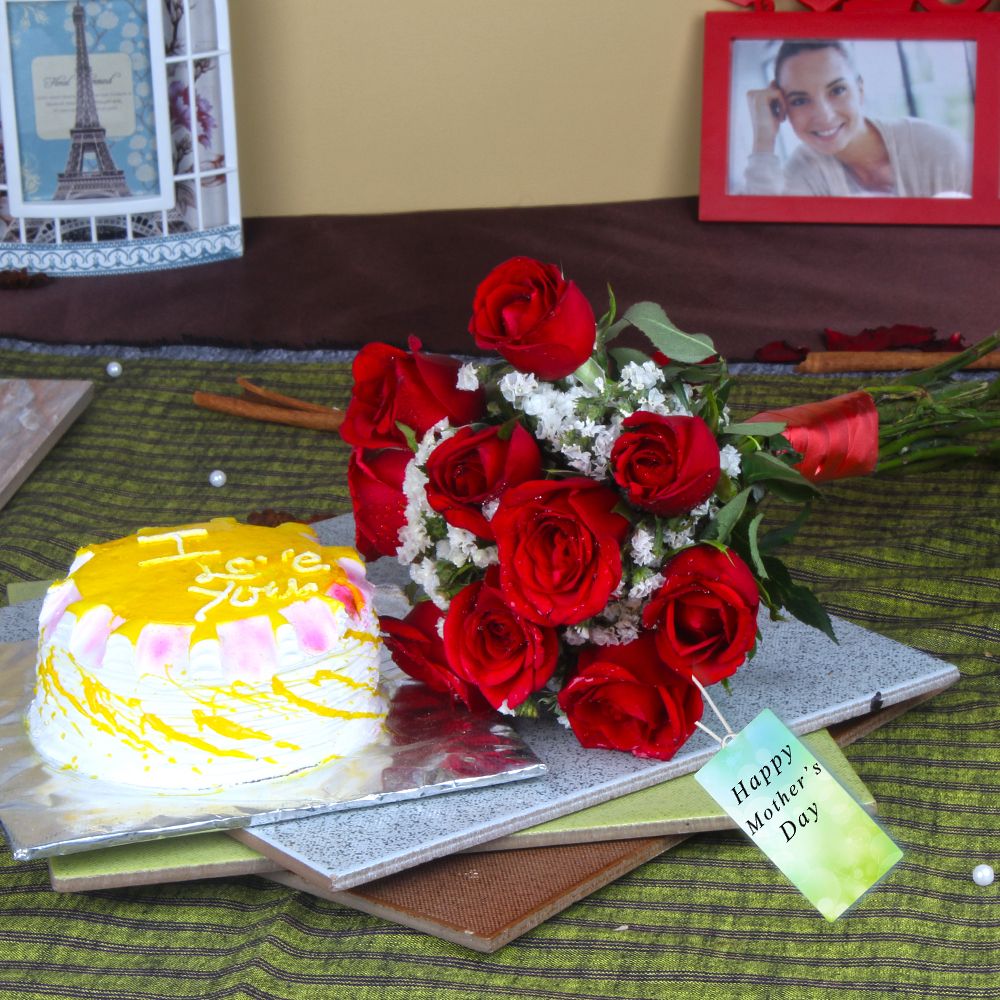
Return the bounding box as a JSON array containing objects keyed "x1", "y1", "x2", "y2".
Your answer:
[{"x1": 0, "y1": 349, "x2": 997, "y2": 1000}]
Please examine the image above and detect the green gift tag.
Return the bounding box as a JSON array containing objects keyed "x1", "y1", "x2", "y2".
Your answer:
[{"x1": 695, "y1": 708, "x2": 902, "y2": 921}]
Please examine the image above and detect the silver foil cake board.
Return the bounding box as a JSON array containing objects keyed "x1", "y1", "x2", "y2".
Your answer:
[
  {"x1": 0, "y1": 626, "x2": 544, "y2": 860},
  {"x1": 235, "y1": 534, "x2": 959, "y2": 889}
]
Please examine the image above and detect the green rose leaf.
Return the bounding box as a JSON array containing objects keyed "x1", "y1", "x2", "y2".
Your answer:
[
  {"x1": 620, "y1": 302, "x2": 717, "y2": 364},
  {"x1": 703, "y1": 487, "x2": 752, "y2": 546}
]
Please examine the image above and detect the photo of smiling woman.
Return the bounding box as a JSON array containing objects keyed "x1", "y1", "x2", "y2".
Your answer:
[{"x1": 729, "y1": 38, "x2": 975, "y2": 198}]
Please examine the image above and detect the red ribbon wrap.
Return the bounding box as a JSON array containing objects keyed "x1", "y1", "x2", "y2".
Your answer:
[{"x1": 747, "y1": 390, "x2": 879, "y2": 484}]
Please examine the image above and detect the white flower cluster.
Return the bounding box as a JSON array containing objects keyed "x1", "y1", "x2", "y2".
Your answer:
[
  {"x1": 564, "y1": 598, "x2": 643, "y2": 647},
  {"x1": 397, "y1": 419, "x2": 453, "y2": 564},
  {"x1": 456, "y1": 362, "x2": 481, "y2": 391},
  {"x1": 436, "y1": 525, "x2": 497, "y2": 571},
  {"x1": 616, "y1": 362, "x2": 693, "y2": 420},
  {"x1": 409, "y1": 556, "x2": 448, "y2": 610},
  {"x1": 396, "y1": 418, "x2": 499, "y2": 610},
  {"x1": 628, "y1": 571, "x2": 665, "y2": 602},
  {"x1": 397, "y1": 420, "x2": 456, "y2": 609},
  {"x1": 397, "y1": 355, "x2": 739, "y2": 627},
  {"x1": 629, "y1": 527, "x2": 657, "y2": 567},
  {"x1": 720, "y1": 443, "x2": 742, "y2": 479},
  {"x1": 502, "y1": 374, "x2": 618, "y2": 475},
  {"x1": 628, "y1": 505, "x2": 705, "y2": 571},
  {"x1": 499, "y1": 360, "x2": 702, "y2": 482}
]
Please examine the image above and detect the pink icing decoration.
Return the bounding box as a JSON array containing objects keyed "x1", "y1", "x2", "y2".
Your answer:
[
  {"x1": 281, "y1": 598, "x2": 339, "y2": 655},
  {"x1": 327, "y1": 584, "x2": 360, "y2": 620},
  {"x1": 217, "y1": 616, "x2": 279, "y2": 681},
  {"x1": 69, "y1": 605, "x2": 115, "y2": 670},
  {"x1": 340, "y1": 556, "x2": 373, "y2": 596},
  {"x1": 333, "y1": 557, "x2": 373, "y2": 614},
  {"x1": 39, "y1": 581, "x2": 82, "y2": 637},
  {"x1": 136, "y1": 624, "x2": 194, "y2": 675}
]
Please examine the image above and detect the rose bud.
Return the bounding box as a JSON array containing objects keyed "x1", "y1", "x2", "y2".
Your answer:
[
  {"x1": 642, "y1": 545, "x2": 760, "y2": 685},
  {"x1": 610, "y1": 413, "x2": 721, "y2": 516},
  {"x1": 424, "y1": 423, "x2": 542, "y2": 539},
  {"x1": 347, "y1": 447, "x2": 411, "y2": 560},
  {"x1": 443, "y1": 568, "x2": 559, "y2": 710},
  {"x1": 747, "y1": 390, "x2": 879, "y2": 483},
  {"x1": 469, "y1": 257, "x2": 596, "y2": 380},
  {"x1": 557, "y1": 633, "x2": 703, "y2": 760},
  {"x1": 340, "y1": 336, "x2": 485, "y2": 450},
  {"x1": 491, "y1": 477, "x2": 630, "y2": 627},
  {"x1": 381, "y1": 602, "x2": 482, "y2": 710}
]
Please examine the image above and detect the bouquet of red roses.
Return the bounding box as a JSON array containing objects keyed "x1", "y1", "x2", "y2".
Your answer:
[{"x1": 340, "y1": 257, "x2": 1000, "y2": 760}]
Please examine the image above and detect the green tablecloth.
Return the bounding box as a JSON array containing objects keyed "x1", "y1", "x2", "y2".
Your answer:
[{"x1": 0, "y1": 349, "x2": 997, "y2": 1000}]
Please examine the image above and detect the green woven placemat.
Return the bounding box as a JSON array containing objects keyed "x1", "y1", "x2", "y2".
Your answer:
[{"x1": 0, "y1": 348, "x2": 996, "y2": 1000}]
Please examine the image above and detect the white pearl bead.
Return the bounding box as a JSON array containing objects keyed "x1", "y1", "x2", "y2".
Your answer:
[
  {"x1": 208, "y1": 469, "x2": 227, "y2": 488},
  {"x1": 105, "y1": 361, "x2": 122, "y2": 378},
  {"x1": 973, "y1": 864, "x2": 994, "y2": 887}
]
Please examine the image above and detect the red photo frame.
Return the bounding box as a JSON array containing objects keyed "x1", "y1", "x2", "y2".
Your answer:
[{"x1": 699, "y1": 11, "x2": 1000, "y2": 224}]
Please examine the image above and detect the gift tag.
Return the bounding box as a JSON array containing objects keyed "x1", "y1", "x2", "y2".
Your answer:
[{"x1": 695, "y1": 708, "x2": 902, "y2": 921}]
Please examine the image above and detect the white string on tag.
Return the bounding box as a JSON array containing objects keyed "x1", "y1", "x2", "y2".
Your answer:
[
  {"x1": 694, "y1": 720, "x2": 726, "y2": 746},
  {"x1": 691, "y1": 675, "x2": 736, "y2": 747}
]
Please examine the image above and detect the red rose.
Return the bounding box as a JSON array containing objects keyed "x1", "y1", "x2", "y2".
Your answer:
[
  {"x1": 557, "y1": 633, "x2": 703, "y2": 760},
  {"x1": 381, "y1": 602, "x2": 482, "y2": 709},
  {"x1": 491, "y1": 478, "x2": 630, "y2": 627},
  {"x1": 424, "y1": 423, "x2": 542, "y2": 539},
  {"x1": 443, "y1": 568, "x2": 559, "y2": 710},
  {"x1": 642, "y1": 545, "x2": 759, "y2": 685},
  {"x1": 340, "y1": 336, "x2": 485, "y2": 450},
  {"x1": 469, "y1": 257, "x2": 596, "y2": 380},
  {"x1": 347, "y1": 447, "x2": 410, "y2": 560},
  {"x1": 610, "y1": 413, "x2": 721, "y2": 516}
]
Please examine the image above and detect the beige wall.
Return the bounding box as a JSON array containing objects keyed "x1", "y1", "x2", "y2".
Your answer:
[{"x1": 230, "y1": 0, "x2": 750, "y2": 216}]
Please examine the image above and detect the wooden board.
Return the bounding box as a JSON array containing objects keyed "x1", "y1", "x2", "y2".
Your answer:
[
  {"x1": 269, "y1": 837, "x2": 684, "y2": 953},
  {"x1": 0, "y1": 379, "x2": 93, "y2": 510}
]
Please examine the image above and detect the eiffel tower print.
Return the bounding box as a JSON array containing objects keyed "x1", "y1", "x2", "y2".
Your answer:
[{"x1": 53, "y1": 1, "x2": 131, "y2": 200}]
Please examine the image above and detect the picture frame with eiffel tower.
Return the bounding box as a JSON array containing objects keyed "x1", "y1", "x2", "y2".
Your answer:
[{"x1": 0, "y1": 0, "x2": 241, "y2": 274}]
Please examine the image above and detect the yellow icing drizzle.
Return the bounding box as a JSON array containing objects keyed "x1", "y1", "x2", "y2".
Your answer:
[
  {"x1": 271, "y1": 675, "x2": 384, "y2": 720},
  {"x1": 37, "y1": 650, "x2": 161, "y2": 755},
  {"x1": 64, "y1": 518, "x2": 368, "y2": 644},
  {"x1": 139, "y1": 713, "x2": 255, "y2": 760},
  {"x1": 344, "y1": 629, "x2": 380, "y2": 646},
  {"x1": 190, "y1": 710, "x2": 302, "y2": 751},
  {"x1": 192, "y1": 709, "x2": 273, "y2": 742},
  {"x1": 309, "y1": 668, "x2": 379, "y2": 693}
]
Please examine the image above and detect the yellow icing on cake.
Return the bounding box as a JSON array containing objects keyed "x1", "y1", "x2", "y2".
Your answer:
[{"x1": 66, "y1": 517, "x2": 364, "y2": 643}]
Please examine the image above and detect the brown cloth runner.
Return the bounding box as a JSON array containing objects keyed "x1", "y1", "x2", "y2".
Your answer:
[{"x1": 3, "y1": 197, "x2": 998, "y2": 358}]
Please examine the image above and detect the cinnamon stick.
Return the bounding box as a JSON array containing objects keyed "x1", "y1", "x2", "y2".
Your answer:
[
  {"x1": 235, "y1": 377, "x2": 335, "y2": 414},
  {"x1": 796, "y1": 351, "x2": 1000, "y2": 374},
  {"x1": 193, "y1": 391, "x2": 344, "y2": 431}
]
